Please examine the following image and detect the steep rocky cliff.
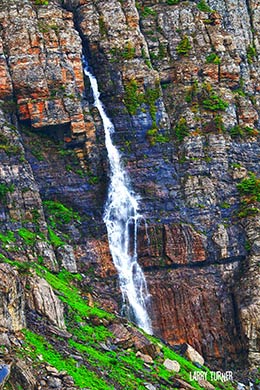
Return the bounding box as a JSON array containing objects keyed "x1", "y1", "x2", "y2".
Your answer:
[{"x1": 0, "y1": 0, "x2": 259, "y2": 387}]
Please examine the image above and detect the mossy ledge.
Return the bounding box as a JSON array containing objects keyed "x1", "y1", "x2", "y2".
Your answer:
[{"x1": 1, "y1": 257, "x2": 237, "y2": 390}]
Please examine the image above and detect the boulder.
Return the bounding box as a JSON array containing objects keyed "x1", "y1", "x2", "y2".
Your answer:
[
  {"x1": 163, "y1": 358, "x2": 180, "y2": 372},
  {"x1": 26, "y1": 274, "x2": 65, "y2": 329},
  {"x1": 197, "y1": 378, "x2": 215, "y2": 390},
  {"x1": 183, "y1": 344, "x2": 204, "y2": 366},
  {"x1": 0, "y1": 264, "x2": 26, "y2": 332},
  {"x1": 136, "y1": 351, "x2": 154, "y2": 364},
  {"x1": 57, "y1": 245, "x2": 77, "y2": 273},
  {"x1": 9, "y1": 359, "x2": 36, "y2": 390}
]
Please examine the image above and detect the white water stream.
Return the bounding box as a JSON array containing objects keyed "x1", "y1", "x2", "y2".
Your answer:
[{"x1": 83, "y1": 56, "x2": 152, "y2": 334}]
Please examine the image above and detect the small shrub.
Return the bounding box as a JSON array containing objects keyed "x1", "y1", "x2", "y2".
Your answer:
[
  {"x1": 121, "y1": 43, "x2": 136, "y2": 60},
  {"x1": 247, "y1": 45, "x2": 257, "y2": 64},
  {"x1": 0, "y1": 183, "x2": 15, "y2": 203},
  {"x1": 185, "y1": 80, "x2": 199, "y2": 103},
  {"x1": 0, "y1": 134, "x2": 22, "y2": 156},
  {"x1": 33, "y1": 0, "x2": 49, "y2": 5},
  {"x1": 206, "y1": 52, "x2": 221, "y2": 64},
  {"x1": 231, "y1": 163, "x2": 242, "y2": 169},
  {"x1": 237, "y1": 173, "x2": 260, "y2": 203},
  {"x1": 238, "y1": 206, "x2": 259, "y2": 218},
  {"x1": 141, "y1": 6, "x2": 157, "y2": 18},
  {"x1": 220, "y1": 202, "x2": 231, "y2": 209},
  {"x1": 197, "y1": 0, "x2": 213, "y2": 13},
  {"x1": 229, "y1": 125, "x2": 258, "y2": 138},
  {"x1": 176, "y1": 35, "x2": 192, "y2": 56},
  {"x1": 229, "y1": 125, "x2": 244, "y2": 138},
  {"x1": 144, "y1": 86, "x2": 160, "y2": 121},
  {"x1": 167, "y1": 0, "x2": 180, "y2": 4},
  {"x1": 175, "y1": 118, "x2": 189, "y2": 141},
  {"x1": 147, "y1": 128, "x2": 169, "y2": 145},
  {"x1": 124, "y1": 80, "x2": 144, "y2": 115},
  {"x1": 98, "y1": 16, "x2": 107, "y2": 36},
  {"x1": 214, "y1": 115, "x2": 225, "y2": 132},
  {"x1": 202, "y1": 92, "x2": 228, "y2": 111}
]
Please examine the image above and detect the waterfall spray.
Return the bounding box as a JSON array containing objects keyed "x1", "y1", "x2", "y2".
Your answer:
[{"x1": 83, "y1": 56, "x2": 152, "y2": 334}]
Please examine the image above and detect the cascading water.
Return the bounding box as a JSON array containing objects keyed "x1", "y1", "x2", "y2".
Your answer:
[{"x1": 83, "y1": 55, "x2": 152, "y2": 334}]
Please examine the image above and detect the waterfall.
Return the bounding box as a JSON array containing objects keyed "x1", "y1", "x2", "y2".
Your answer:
[{"x1": 83, "y1": 56, "x2": 152, "y2": 334}]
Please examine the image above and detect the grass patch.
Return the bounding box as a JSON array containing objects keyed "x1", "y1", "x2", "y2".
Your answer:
[
  {"x1": 0, "y1": 231, "x2": 15, "y2": 244},
  {"x1": 47, "y1": 226, "x2": 65, "y2": 248},
  {"x1": 18, "y1": 228, "x2": 39, "y2": 246},
  {"x1": 22, "y1": 330, "x2": 112, "y2": 390},
  {"x1": 35, "y1": 264, "x2": 113, "y2": 320},
  {"x1": 43, "y1": 200, "x2": 81, "y2": 228}
]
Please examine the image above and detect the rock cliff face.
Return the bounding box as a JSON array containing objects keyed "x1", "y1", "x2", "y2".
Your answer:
[{"x1": 0, "y1": 0, "x2": 259, "y2": 381}]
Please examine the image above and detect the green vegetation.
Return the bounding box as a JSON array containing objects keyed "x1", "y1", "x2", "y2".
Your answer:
[
  {"x1": 38, "y1": 21, "x2": 59, "y2": 34},
  {"x1": 149, "y1": 44, "x2": 167, "y2": 62},
  {"x1": 220, "y1": 202, "x2": 231, "y2": 209},
  {"x1": 237, "y1": 173, "x2": 260, "y2": 202},
  {"x1": 247, "y1": 45, "x2": 257, "y2": 64},
  {"x1": 47, "y1": 226, "x2": 65, "y2": 248},
  {"x1": 213, "y1": 115, "x2": 225, "y2": 132},
  {"x1": 197, "y1": 0, "x2": 213, "y2": 13},
  {"x1": 109, "y1": 43, "x2": 136, "y2": 61},
  {"x1": 229, "y1": 125, "x2": 258, "y2": 138},
  {"x1": 166, "y1": 0, "x2": 180, "y2": 4},
  {"x1": 146, "y1": 128, "x2": 169, "y2": 145},
  {"x1": 231, "y1": 162, "x2": 242, "y2": 169},
  {"x1": 122, "y1": 45, "x2": 136, "y2": 60},
  {"x1": 35, "y1": 264, "x2": 113, "y2": 320},
  {"x1": 124, "y1": 80, "x2": 161, "y2": 120},
  {"x1": 176, "y1": 35, "x2": 192, "y2": 56},
  {"x1": 0, "y1": 133, "x2": 22, "y2": 156},
  {"x1": 33, "y1": 0, "x2": 49, "y2": 5},
  {"x1": 174, "y1": 118, "x2": 189, "y2": 141},
  {"x1": 1, "y1": 256, "x2": 237, "y2": 390},
  {"x1": 237, "y1": 173, "x2": 260, "y2": 218},
  {"x1": 186, "y1": 82, "x2": 228, "y2": 113},
  {"x1": 0, "y1": 183, "x2": 15, "y2": 203},
  {"x1": 185, "y1": 80, "x2": 199, "y2": 103},
  {"x1": 0, "y1": 227, "x2": 44, "y2": 250},
  {"x1": 18, "y1": 228, "x2": 39, "y2": 246},
  {"x1": 22, "y1": 330, "x2": 112, "y2": 390},
  {"x1": 43, "y1": 200, "x2": 81, "y2": 228},
  {"x1": 0, "y1": 100, "x2": 18, "y2": 114},
  {"x1": 202, "y1": 91, "x2": 228, "y2": 111},
  {"x1": 0, "y1": 231, "x2": 15, "y2": 244},
  {"x1": 206, "y1": 52, "x2": 221, "y2": 64},
  {"x1": 43, "y1": 200, "x2": 81, "y2": 248},
  {"x1": 145, "y1": 85, "x2": 161, "y2": 121},
  {"x1": 98, "y1": 16, "x2": 107, "y2": 37},
  {"x1": 140, "y1": 6, "x2": 157, "y2": 18},
  {"x1": 124, "y1": 80, "x2": 143, "y2": 115}
]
